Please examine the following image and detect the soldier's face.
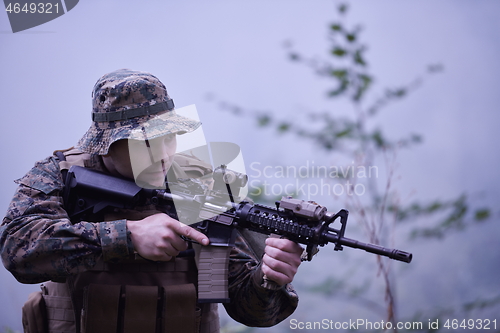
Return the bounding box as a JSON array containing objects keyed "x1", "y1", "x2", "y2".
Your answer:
[{"x1": 103, "y1": 134, "x2": 177, "y2": 187}]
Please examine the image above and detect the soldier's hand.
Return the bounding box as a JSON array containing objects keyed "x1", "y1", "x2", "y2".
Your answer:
[
  {"x1": 261, "y1": 237, "x2": 303, "y2": 287},
  {"x1": 127, "y1": 213, "x2": 209, "y2": 261}
]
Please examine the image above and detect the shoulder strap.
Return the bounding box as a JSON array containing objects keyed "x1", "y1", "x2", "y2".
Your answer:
[
  {"x1": 54, "y1": 147, "x2": 93, "y2": 184},
  {"x1": 54, "y1": 147, "x2": 92, "y2": 170},
  {"x1": 54, "y1": 150, "x2": 68, "y2": 184}
]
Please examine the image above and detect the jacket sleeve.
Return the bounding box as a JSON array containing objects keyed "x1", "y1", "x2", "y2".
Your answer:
[
  {"x1": 0, "y1": 156, "x2": 134, "y2": 284},
  {"x1": 224, "y1": 231, "x2": 298, "y2": 327}
]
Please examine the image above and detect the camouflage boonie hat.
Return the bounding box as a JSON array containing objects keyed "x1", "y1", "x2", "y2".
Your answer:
[{"x1": 76, "y1": 69, "x2": 201, "y2": 155}]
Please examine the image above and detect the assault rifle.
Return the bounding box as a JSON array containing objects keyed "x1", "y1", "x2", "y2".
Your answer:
[{"x1": 63, "y1": 165, "x2": 412, "y2": 303}]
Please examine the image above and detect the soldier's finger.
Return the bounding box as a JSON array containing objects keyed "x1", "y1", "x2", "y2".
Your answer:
[
  {"x1": 173, "y1": 222, "x2": 209, "y2": 246},
  {"x1": 261, "y1": 261, "x2": 291, "y2": 286},
  {"x1": 266, "y1": 237, "x2": 304, "y2": 255},
  {"x1": 264, "y1": 245, "x2": 302, "y2": 268}
]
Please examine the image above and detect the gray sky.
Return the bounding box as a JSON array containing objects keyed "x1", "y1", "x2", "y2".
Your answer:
[{"x1": 1, "y1": 1, "x2": 500, "y2": 331}]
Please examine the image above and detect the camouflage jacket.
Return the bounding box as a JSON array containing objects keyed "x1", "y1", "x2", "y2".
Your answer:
[{"x1": 0, "y1": 152, "x2": 298, "y2": 327}]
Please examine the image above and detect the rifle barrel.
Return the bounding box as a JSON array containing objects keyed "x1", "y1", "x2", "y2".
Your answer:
[{"x1": 323, "y1": 232, "x2": 412, "y2": 263}]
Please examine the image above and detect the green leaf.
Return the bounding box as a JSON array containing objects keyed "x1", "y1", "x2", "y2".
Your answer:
[
  {"x1": 372, "y1": 130, "x2": 386, "y2": 148},
  {"x1": 335, "y1": 128, "x2": 352, "y2": 138},
  {"x1": 346, "y1": 33, "x2": 356, "y2": 42},
  {"x1": 337, "y1": 3, "x2": 348, "y2": 15},
  {"x1": 410, "y1": 228, "x2": 444, "y2": 240},
  {"x1": 330, "y1": 23, "x2": 342, "y2": 32},
  {"x1": 410, "y1": 134, "x2": 423, "y2": 144},
  {"x1": 328, "y1": 80, "x2": 348, "y2": 97},
  {"x1": 386, "y1": 88, "x2": 407, "y2": 98},
  {"x1": 474, "y1": 209, "x2": 490, "y2": 221},
  {"x1": 360, "y1": 73, "x2": 372, "y2": 86},
  {"x1": 426, "y1": 201, "x2": 442, "y2": 213},
  {"x1": 277, "y1": 122, "x2": 291, "y2": 133},
  {"x1": 288, "y1": 52, "x2": 300, "y2": 61},
  {"x1": 353, "y1": 49, "x2": 366, "y2": 66},
  {"x1": 353, "y1": 73, "x2": 372, "y2": 101},
  {"x1": 332, "y1": 47, "x2": 347, "y2": 57},
  {"x1": 257, "y1": 115, "x2": 271, "y2": 127},
  {"x1": 331, "y1": 69, "x2": 347, "y2": 79}
]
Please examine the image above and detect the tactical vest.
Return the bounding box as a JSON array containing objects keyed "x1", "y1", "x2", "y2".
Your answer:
[{"x1": 23, "y1": 148, "x2": 220, "y2": 333}]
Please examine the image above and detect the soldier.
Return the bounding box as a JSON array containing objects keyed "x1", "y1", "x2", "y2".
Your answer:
[{"x1": 0, "y1": 69, "x2": 303, "y2": 333}]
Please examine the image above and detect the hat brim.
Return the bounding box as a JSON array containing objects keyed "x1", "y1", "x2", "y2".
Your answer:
[{"x1": 76, "y1": 110, "x2": 201, "y2": 155}]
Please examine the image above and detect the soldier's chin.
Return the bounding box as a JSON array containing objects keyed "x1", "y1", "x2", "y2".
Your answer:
[{"x1": 134, "y1": 170, "x2": 166, "y2": 189}]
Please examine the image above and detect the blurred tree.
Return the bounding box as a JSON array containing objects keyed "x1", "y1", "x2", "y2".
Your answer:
[{"x1": 215, "y1": 3, "x2": 494, "y2": 332}]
